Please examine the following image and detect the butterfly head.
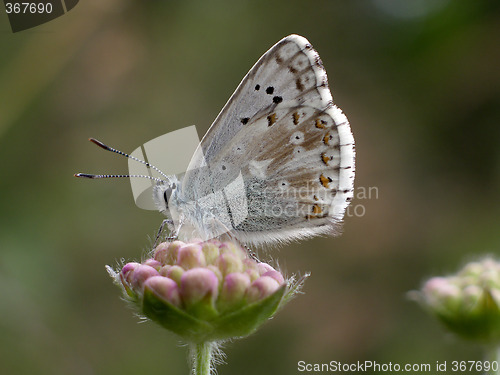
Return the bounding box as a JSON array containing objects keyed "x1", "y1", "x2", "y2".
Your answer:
[{"x1": 153, "y1": 176, "x2": 180, "y2": 217}]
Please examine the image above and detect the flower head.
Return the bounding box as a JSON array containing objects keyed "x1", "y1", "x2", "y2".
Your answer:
[
  {"x1": 413, "y1": 257, "x2": 500, "y2": 343},
  {"x1": 108, "y1": 239, "x2": 304, "y2": 343}
]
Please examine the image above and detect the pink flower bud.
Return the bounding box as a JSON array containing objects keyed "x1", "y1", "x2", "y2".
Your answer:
[
  {"x1": 245, "y1": 268, "x2": 260, "y2": 282},
  {"x1": 166, "y1": 265, "x2": 184, "y2": 284},
  {"x1": 257, "y1": 263, "x2": 276, "y2": 275},
  {"x1": 180, "y1": 268, "x2": 219, "y2": 307},
  {"x1": 262, "y1": 270, "x2": 285, "y2": 285},
  {"x1": 215, "y1": 252, "x2": 243, "y2": 276},
  {"x1": 207, "y1": 265, "x2": 223, "y2": 284},
  {"x1": 243, "y1": 258, "x2": 260, "y2": 281},
  {"x1": 144, "y1": 276, "x2": 181, "y2": 307},
  {"x1": 202, "y1": 242, "x2": 220, "y2": 264},
  {"x1": 177, "y1": 243, "x2": 206, "y2": 269},
  {"x1": 159, "y1": 265, "x2": 171, "y2": 277},
  {"x1": 154, "y1": 241, "x2": 184, "y2": 265},
  {"x1": 220, "y1": 272, "x2": 251, "y2": 309},
  {"x1": 246, "y1": 276, "x2": 281, "y2": 303},
  {"x1": 143, "y1": 258, "x2": 161, "y2": 270},
  {"x1": 121, "y1": 262, "x2": 141, "y2": 284},
  {"x1": 423, "y1": 277, "x2": 459, "y2": 298},
  {"x1": 131, "y1": 265, "x2": 160, "y2": 290},
  {"x1": 243, "y1": 258, "x2": 258, "y2": 271},
  {"x1": 422, "y1": 277, "x2": 461, "y2": 311}
]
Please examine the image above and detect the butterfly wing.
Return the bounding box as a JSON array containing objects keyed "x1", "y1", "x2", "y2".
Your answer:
[{"x1": 180, "y1": 34, "x2": 355, "y2": 246}]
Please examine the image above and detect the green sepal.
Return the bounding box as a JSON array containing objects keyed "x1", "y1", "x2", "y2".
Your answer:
[
  {"x1": 436, "y1": 289, "x2": 500, "y2": 343},
  {"x1": 123, "y1": 283, "x2": 138, "y2": 300},
  {"x1": 142, "y1": 285, "x2": 286, "y2": 343},
  {"x1": 209, "y1": 285, "x2": 286, "y2": 341},
  {"x1": 142, "y1": 288, "x2": 213, "y2": 340}
]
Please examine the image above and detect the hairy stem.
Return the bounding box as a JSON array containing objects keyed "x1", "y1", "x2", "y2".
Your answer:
[{"x1": 190, "y1": 341, "x2": 213, "y2": 375}]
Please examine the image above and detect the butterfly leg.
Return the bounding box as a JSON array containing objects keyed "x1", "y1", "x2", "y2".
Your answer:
[
  {"x1": 243, "y1": 244, "x2": 259, "y2": 261},
  {"x1": 153, "y1": 219, "x2": 176, "y2": 248}
]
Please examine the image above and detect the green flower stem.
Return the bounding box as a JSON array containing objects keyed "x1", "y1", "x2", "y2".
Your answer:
[{"x1": 190, "y1": 341, "x2": 213, "y2": 375}]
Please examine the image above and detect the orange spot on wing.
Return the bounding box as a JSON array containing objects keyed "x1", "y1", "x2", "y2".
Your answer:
[
  {"x1": 319, "y1": 174, "x2": 331, "y2": 188},
  {"x1": 315, "y1": 119, "x2": 327, "y2": 129},
  {"x1": 293, "y1": 112, "x2": 300, "y2": 125},
  {"x1": 312, "y1": 204, "x2": 322, "y2": 214},
  {"x1": 267, "y1": 113, "x2": 277, "y2": 126},
  {"x1": 323, "y1": 133, "x2": 331, "y2": 145},
  {"x1": 321, "y1": 153, "x2": 331, "y2": 165}
]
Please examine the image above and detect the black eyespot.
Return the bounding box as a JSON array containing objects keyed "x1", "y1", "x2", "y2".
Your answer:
[
  {"x1": 255, "y1": 84, "x2": 260, "y2": 91},
  {"x1": 241, "y1": 117, "x2": 249, "y2": 125},
  {"x1": 222, "y1": 165, "x2": 226, "y2": 170},
  {"x1": 273, "y1": 96, "x2": 283, "y2": 104},
  {"x1": 266, "y1": 86, "x2": 274, "y2": 94}
]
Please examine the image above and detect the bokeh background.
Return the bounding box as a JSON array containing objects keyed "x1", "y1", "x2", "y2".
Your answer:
[{"x1": 1, "y1": 1, "x2": 499, "y2": 374}]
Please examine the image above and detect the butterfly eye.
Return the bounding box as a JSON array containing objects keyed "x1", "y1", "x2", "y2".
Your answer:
[{"x1": 163, "y1": 187, "x2": 173, "y2": 208}]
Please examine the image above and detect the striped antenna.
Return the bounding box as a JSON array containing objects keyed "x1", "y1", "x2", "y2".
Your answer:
[
  {"x1": 74, "y1": 173, "x2": 163, "y2": 183},
  {"x1": 86, "y1": 138, "x2": 169, "y2": 180}
]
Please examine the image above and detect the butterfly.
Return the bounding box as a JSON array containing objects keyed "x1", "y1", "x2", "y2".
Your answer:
[{"x1": 76, "y1": 35, "x2": 355, "y2": 247}]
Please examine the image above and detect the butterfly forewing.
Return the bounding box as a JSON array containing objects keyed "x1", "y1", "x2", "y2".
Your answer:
[{"x1": 181, "y1": 35, "x2": 355, "y2": 246}]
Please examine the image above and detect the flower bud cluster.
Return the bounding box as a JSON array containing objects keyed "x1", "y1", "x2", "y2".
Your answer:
[
  {"x1": 112, "y1": 240, "x2": 289, "y2": 342},
  {"x1": 417, "y1": 257, "x2": 500, "y2": 342}
]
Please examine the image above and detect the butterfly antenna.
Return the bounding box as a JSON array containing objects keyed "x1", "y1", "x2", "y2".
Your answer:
[
  {"x1": 74, "y1": 173, "x2": 163, "y2": 182},
  {"x1": 85, "y1": 138, "x2": 170, "y2": 180}
]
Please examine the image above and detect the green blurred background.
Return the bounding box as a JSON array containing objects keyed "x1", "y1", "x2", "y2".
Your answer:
[{"x1": 1, "y1": 1, "x2": 499, "y2": 374}]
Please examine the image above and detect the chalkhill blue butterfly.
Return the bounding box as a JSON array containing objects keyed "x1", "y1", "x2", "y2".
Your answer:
[{"x1": 76, "y1": 35, "x2": 355, "y2": 246}]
